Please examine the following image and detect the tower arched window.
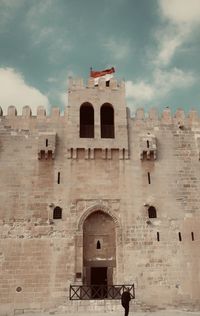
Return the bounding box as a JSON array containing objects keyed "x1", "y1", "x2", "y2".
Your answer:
[
  {"x1": 148, "y1": 206, "x2": 157, "y2": 218},
  {"x1": 80, "y1": 103, "x2": 94, "y2": 138},
  {"x1": 100, "y1": 103, "x2": 114, "y2": 138},
  {"x1": 53, "y1": 206, "x2": 62, "y2": 219}
]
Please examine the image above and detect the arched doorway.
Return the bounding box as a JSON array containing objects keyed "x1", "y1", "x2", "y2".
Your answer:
[{"x1": 83, "y1": 210, "x2": 116, "y2": 297}]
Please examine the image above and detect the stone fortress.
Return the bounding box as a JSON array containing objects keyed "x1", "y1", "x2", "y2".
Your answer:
[{"x1": 0, "y1": 75, "x2": 200, "y2": 315}]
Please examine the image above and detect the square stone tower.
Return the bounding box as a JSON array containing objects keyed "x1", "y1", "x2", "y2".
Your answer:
[{"x1": 66, "y1": 76, "x2": 129, "y2": 160}]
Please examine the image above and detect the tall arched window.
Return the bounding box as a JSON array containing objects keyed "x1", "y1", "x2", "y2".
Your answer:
[
  {"x1": 80, "y1": 103, "x2": 94, "y2": 138},
  {"x1": 148, "y1": 206, "x2": 157, "y2": 218},
  {"x1": 100, "y1": 103, "x2": 114, "y2": 138}
]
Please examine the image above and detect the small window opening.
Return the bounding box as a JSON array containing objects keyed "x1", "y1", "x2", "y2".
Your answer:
[
  {"x1": 143, "y1": 151, "x2": 147, "y2": 159},
  {"x1": 76, "y1": 272, "x2": 82, "y2": 279},
  {"x1": 48, "y1": 150, "x2": 52, "y2": 159},
  {"x1": 53, "y1": 206, "x2": 62, "y2": 219},
  {"x1": 46, "y1": 139, "x2": 48, "y2": 147},
  {"x1": 96, "y1": 240, "x2": 101, "y2": 249},
  {"x1": 147, "y1": 140, "x2": 149, "y2": 148},
  {"x1": 178, "y1": 232, "x2": 182, "y2": 241},
  {"x1": 57, "y1": 172, "x2": 60, "y2": 184},
  {"x1": 157, "y1": 232, "x2": 160, "y2": 241},
  {"x1": 148, "y1": 172, "x2": 151, "y2": 184},
  {"x1": 148, "y1": 206, "x2": 157, "y2": 218},
  {"x1": 106, "y1": 80, "x2": 110, "y2": 87},
  {"x1": 191, "y1": 232, "x2": 194, "y2": 241},
  {"x1": 150, "y1": 151, "x2": 154, "y2": 160},
  {"x1": 40, "y1": 150, "x2": 45, "y2": 159}
]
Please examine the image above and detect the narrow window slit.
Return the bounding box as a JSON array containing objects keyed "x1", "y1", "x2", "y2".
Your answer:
[
  {"x1": 46, "y1": 139, "x2": 48, "y2": 147},
  {"x1": 157, "y1": 232, "x2": 160, "y2": 241},
  {"x1": 123, "y1": 148, "x2": 125, "y2": 159},
  {"x1": 57, "y1": 172, "x2": 60, "y2": 184},
  {"x1": 191, "y1": 232, "x2": 194, "y2": 241},
  {"x1": 178, "y1": 232, "x2": 182, "y2": 241},
  {"x1": 148, "y1": 172, "x2": 151, "y2": 184},
  {"x1": 147, "y1": 140, "x2": 149, "y2": 148},
  {"x1": 96, "y1": 240, "x2": 101, "y2": 249}
]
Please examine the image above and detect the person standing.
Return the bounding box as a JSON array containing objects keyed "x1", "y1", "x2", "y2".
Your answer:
[{"x1": 121, "y1": 288, "x2": 131, "y2": 316}]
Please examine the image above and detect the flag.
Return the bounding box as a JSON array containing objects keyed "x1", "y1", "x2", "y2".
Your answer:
[{"x1": 90, "y1": 67, "x2": 115, "y2": 85}]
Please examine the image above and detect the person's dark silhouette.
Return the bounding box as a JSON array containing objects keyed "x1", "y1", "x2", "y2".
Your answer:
[{"x1": 121, "y1": 289, "x2": 131, "y2": 316}]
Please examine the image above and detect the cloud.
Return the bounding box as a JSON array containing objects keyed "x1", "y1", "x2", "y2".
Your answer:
[
  {"x1": 154, "y1": 67, "x2": 195, "y2": 93},
  {"x1": 25, "y1": 2, "x2": 72, "y2": 62},
  {"x1": 126, "y1": 81, "x2": 155, "y2": 102},
  {"x1": 159, "y1": 0, "x2": 200, "y2": 25},
  {"x1": 154, "y1": 0, "x2": 200, "y2": 66},
  {"x1": 47, "y1": 77, "x2": 58, "y2": 83},
  {"x1": 154, "y1": 26, "x2": 188, "y2": 66},
  {"x1": 0, "y1": 68, "x2": 49, "y2": 115},
  {"x1": 0, "y1": 0, "x2": 25, "y2": 30},
  {"x1": 0, "y1": 0, "x2": 25, "y2": 6},
  {"x1": 103, "y1": 38, "x2": 131, "y2": 60},
  {"x1": 126, "y1": 68, "x2": 195, "y2": 106}
]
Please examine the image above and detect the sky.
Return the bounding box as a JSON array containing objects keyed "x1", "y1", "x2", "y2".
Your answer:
[{"x1": 0, "y1": 0, "x2": 200, "y2": 116}]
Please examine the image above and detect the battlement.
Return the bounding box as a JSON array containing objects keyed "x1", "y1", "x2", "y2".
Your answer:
[
  {"x1": 0, "y1": 105, "x2": 62, "y2": 118},
  {"x1": 0, "y1": 105, "x2": 199, "y2": 127},
  {"x1": 68, "y1": 76, "x2": 125, "y2": 91},
  {"x1": 133, "y1": 107, "x2": 200, "y2": 126}
]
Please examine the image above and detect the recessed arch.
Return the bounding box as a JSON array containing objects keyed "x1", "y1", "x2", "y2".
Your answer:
[
  {"x1": 77, "y1": 204, "x2": 120, "y2": 231},
  {"x1": 75, "y1": 204, "x2": 123, "y2": 287},
  {"x1": 83, "y1": 209, "x2": 117, "y2": 289},
  {"x1": 80, "y1": 102, "x2": 94, "y2": 138},
  {"x1": 100, "y1": 103, "x2": 114, "y2": 138}
]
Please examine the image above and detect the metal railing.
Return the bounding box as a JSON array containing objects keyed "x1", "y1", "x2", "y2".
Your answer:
[{"x1": 70, "y1": 284, "x2": 135, "y2": 300}]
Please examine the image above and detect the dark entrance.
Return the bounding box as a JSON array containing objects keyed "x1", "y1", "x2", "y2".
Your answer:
[{"x1": 91, "y1": 267, "x2": 107, "y2": 298}]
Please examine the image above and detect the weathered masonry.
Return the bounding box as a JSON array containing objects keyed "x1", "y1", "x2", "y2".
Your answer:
[{"x1": 0, "y1": 76, "x2": 200, "y2": 315}]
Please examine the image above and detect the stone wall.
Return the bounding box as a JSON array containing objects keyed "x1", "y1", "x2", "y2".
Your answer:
[{"x1": 0, "y1": 78, "x2": 200, "y2": 315}]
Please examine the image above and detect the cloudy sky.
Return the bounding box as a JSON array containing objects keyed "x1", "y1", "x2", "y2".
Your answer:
[{"x1": 0, "y1": 0, "x2": 200, "y2": 115}]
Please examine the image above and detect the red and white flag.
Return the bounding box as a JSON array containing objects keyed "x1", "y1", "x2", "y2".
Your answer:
[{"x1": 90, "y1": 67, "x2": 115, "y2": 85}]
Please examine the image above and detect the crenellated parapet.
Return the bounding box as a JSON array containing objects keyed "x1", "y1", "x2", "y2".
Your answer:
[
  {"x1": 68, "y1": 76, "x2": 125, "y2": 91},
  {"x1": 132, "y1": 107, "x2": 200, "y2": 127},
  {"x1": 0, "y1": 105, "x2": 199, "y2": 128},
  {"x1": 0, "y1": 105, "x2": 63, "y2": 118}
]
